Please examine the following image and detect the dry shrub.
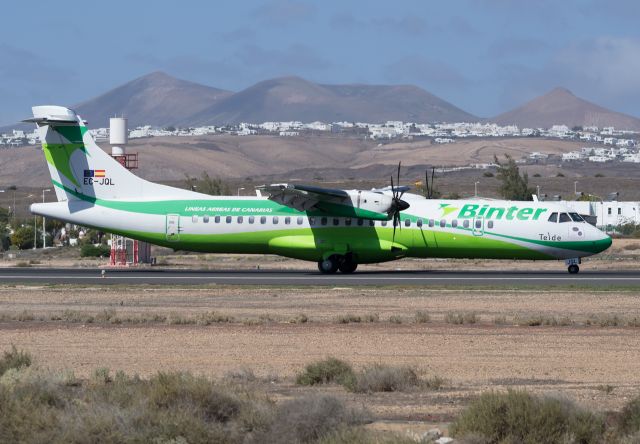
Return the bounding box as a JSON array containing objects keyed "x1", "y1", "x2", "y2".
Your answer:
[
  {"x1": 414, "y1": 311, "x2": 430, "y2": 324},
  {"x1": 288, "y1": 313, "x2": 309, "y2": 324},
  {"x1": 295, "y1": 357, "x2": 354, "y2": 386},
  {"x1": 0, "y1": 345, "x2": 31, "y2": 377},
  {"x1": 335, "y1": 314, "x2": 361, "y2": 324},
  {"x1": 388, "y1": 315, "x2": 404, "y2": 324},
  {"x1": 619, "y1": 396, "x2": 640, "y2": 437},
  {"x1": 363, "y1": 313, "x2": 380, "y2": 323},
  {"x1": 317, "y1": 427, "x2": 416, "y2": 444},
  {"x1": 257, "y1": 394, "x2": 369, "y2": 443},
  {"x1": 346, "y1": 364, "x2": 420, "y2": 393},
  {"x1": 450, "y1": 390, "x2": 605, "y2": 443},
  {"x1": 445, "y1": 312, "x2": 478, "y2": 325}
]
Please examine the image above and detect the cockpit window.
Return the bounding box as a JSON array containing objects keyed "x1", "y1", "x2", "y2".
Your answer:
[
  {"x1": 558, "y1": 213, "x2": 571, "y2": 223},
  {"x1": 569, "y1": 212, "x2": 584, "y2": 222},
  {"x1": 548, "y1": 212, "x2": 558, "y2": 223}
]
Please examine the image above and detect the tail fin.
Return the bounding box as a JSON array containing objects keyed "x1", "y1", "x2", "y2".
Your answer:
[{"x1": 27, "y1": 106, "x2": 196, "y2": 202}]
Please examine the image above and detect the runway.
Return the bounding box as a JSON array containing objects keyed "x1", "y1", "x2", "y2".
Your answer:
[{"x1": 1, "y1": 267, "x2": 640, "y2": 286}]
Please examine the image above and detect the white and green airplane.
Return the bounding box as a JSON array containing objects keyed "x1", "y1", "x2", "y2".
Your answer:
[{"x1": 28, "y1": 106, "x2": 611, "y2": 274}]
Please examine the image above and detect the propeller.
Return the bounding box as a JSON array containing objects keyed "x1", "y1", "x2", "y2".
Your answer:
[
  {"x1": 388, "y1": 162, "x2": 410, "y2": 243},
  {"x1": 424, "y1": 166, "x2": 436, "y2": 199}
]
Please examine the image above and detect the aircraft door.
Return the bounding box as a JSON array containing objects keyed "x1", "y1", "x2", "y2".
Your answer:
[
  {"x1": 166, "y1": 214, "x2": 181, "y2": 242},
  {"x1": 472, "y1": 216, "x2": 484, "y2": 236}
]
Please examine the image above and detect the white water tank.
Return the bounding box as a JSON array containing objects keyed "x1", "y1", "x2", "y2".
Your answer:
[{"x1": 109, "y1": 117, "x2": 128, "y2": 145}]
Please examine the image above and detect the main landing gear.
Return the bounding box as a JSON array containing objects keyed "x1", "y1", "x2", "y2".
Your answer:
[
  {"x1": 566, "y1": 258, "x2": 581, "y2": 274},
  {"x1": 318, "y1": 254, "x2": 358, "y2": 274}
]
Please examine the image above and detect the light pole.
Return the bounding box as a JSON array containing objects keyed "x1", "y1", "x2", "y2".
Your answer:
[
  {"x1": 237, "y1": 187, "x2": 245, "y2": 196},
  {"x1": 42, "y1": 189, "x2": 50, "y2": 248},
  {"x1": 574, "y1": 181, "x2": 578, "y2": 195},
  {"x1": 536, "y1": 185, "x2": 540, "y2": 199},
  {"x1": 474, "y1": 181, "x2": 479, "y2": 197}
]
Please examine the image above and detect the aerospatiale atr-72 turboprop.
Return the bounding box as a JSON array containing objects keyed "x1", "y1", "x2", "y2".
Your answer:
[{"x1": 28, "y1": 106, "x2": 612, "y2": 274}]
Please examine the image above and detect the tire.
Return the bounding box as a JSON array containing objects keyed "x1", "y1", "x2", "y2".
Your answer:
[
  {"x1": 318, "y1": 256, "x2": 339, "y2": 274},
  {"x1": 338, "y1": 261, "x2": 358, "y2": 273},
  {"x1": 568, "y1": 264, "x2": 579, "y2": 274}
]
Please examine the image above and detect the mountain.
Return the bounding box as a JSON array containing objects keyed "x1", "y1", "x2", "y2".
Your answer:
[
  {"x1": 492, "y1": 87, "x2": 640, "y2": 130},
  {"x1": 185, "y1": 76, "x2": 477, "y2": 125},
  {"x1": 73, "y1": 71, "x2": 233, "y2": 128}
]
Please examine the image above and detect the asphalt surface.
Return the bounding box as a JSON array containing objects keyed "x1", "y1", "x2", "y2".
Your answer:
[{"x1": 1, "y1": 267, "x2": 640, "y2": 286}]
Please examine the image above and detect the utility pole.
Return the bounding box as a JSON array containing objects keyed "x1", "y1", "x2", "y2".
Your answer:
[{"x1": 474, "y1": 181, "x2": 479, "y2": 197}]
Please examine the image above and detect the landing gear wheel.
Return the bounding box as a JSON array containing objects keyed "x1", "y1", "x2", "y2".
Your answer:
[
  {"x1": 318, "y1": 256, "x2": 340, "y2": 274},
  {"x1": 338, "y1": 261, "x2": 358, "y2": 274},
  {"x1": 568, "y1": 264, "x2": 580, "y2": 274}
]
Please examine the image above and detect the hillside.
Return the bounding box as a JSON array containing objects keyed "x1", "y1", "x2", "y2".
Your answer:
[
  {"x1": 74, "y1": 72, "x2": 233, "y2": 128},
  {"x1": 492, "y1": 87, "x2": 640, "y2": 130},
  {"x1": 185, "y1": 76, "x2": 477, "y2": 125}
]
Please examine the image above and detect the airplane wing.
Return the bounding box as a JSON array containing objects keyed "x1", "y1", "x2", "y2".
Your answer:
[{"x1": 258, "y1": 184, "x2": 350, "y2": 212}]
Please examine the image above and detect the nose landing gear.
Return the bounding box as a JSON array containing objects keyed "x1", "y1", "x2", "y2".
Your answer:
[{"x1": 565, "y1": 258, "x2": 581, "y2": 274}]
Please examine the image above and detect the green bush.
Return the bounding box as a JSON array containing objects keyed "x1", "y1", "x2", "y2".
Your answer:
[
  {"x1": 80, "y1": 244, "x2": 110, "y2": 258},
  {"x1": 295, "y1": 357, "x2": 355, "y2": 386},
  {"x1": 450, "y1": 390, "x2": 605, "y2": 443},
  {"x1": 0, "y1": 345, "x2": 32, "y2": 377}
]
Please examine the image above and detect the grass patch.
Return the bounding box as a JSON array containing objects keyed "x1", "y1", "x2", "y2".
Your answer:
[
  {"x1": 450, "y1": 390, "x2": 605, "y2": 443},
  {"x1": 414, "y1": 311, "x2": 430, "y2": 324},
  {"x1": 388, "y1": 315, "x2": 404, "y2": 324},
  {"x1": 619, "y1": 395, "x2": 640, "y2": 437},
  {"x1": 296, "y1": 357, "x2": 355, "y2": 386},
  {"x1": 363, "y1": 313, "x2": 380, "y2": 323},
  {"x1": 0, "y1": 348, "x2": 382, "y2": 444}
]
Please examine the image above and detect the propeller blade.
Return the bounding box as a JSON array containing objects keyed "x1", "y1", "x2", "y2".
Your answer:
[{"x1": 430, "y1": 167, "x2": 435, "y2": 199}]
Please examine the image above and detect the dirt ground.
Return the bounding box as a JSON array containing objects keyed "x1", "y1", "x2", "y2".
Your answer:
[{"x1": 0, "y1": 283, "x2": 639, "y2": 434}]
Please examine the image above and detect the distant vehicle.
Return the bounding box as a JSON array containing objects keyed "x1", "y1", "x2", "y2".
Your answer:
[{"x1": 28, "y1": 106, "x2": 611, "y2": 274}]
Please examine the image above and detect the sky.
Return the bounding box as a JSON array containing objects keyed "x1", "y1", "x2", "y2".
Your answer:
[{"x1": 1, "y1": 0, "x2": 639, "y2": 125}]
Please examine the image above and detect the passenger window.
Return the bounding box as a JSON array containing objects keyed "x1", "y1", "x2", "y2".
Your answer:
[
  {"x1": 284, "y1": 216, "x2": 291, "y2": 225},
  {"x1": 463, "y1": 219, "x2": 469, "y2": 228},
  {"x1": 569, "y1": 213, "x2": 584, "y2": 222},
  {"x1": 309, "y1": 217, "x2": 316, "y2": 225},
  {"x1": 548, "y1": 212, "x2": 558, "y2": 223},
  {"x1": 321, "y1": 217, "x2": 328, "y2": 226},
  {"x1": 475, "y1": 220, "x2": 482, "y2": 229},
  {"x1": 452, "y1": 219, "x2": 458, "y2": 228},
  {"x1": 487, "y1": 220, "x2": 494, "y2": 229},
  {"x1": 226, "y1": 216, "x2": 232, "y2": 223},
  {"x1": 381, "y1": 220, "x2": 388, "y2": 227},
  {"x1": 237, "y1": 216, "x2": 243, "y2": 224},
  {"x1": 404, "y1": 219, "x2": 411, "y2": 227},
  {"x1": 428, "y1": 219, "x2": 434, "y2": 228},
  {"x1": 273, "y1": 216, "x2": 279, "y2": 224},
  {"x1": 203, "y1": 215, "x2": 209, "y2": 223},
  {"x1": 357, "y1": 219, "x2": 364, "y2": 226},
  {"x1": 417, "y1": 218, "x2": 423, "y2": 227},
  {"x1": 345, "y1": 218, "x2": 352, "y2": 226},
  {"x1": 608, "y1": 207, "x2": 612, "y2": 215},
  {"x1": 260, "y1": 216, "x2": 267, "y2": 224},
  {"x1": 618, "y1": 208, "x2": 622, "y2": 215},
  {"x1": 440, "y1": 220, "x2": 446, "y2": 228},
  {"x1": 369, "y1": 220, "x2": 375, "y2": 227},
  {"x1": 192, "y1": 215, "x2": 198, "y2": 223},
  {"x1": 297, "y1": 216, "x2": 303, "y2": 225},
  {"x1": 559, "y1": 213, "x2": 571, "y2": 223},
  {"x1": 214, "y1": 216, "x2": 221, "y2": 223},
  {"x1": 249, "y1": 216, "x2": 255, "y2": 224},
  {"x1": 333, "y1": 218, "x2": 339, "y2": 226}
]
